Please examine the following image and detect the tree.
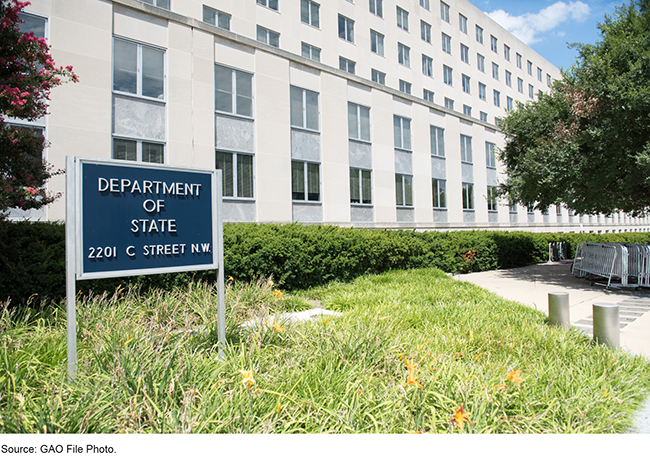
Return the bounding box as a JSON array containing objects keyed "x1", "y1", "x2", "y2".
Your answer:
[
  {"x1": 498, "y1": 0, "x2": 650, "y2": 216},
  {"x1": 0, "y1": 0, "x2": 77, "y2": 219}
]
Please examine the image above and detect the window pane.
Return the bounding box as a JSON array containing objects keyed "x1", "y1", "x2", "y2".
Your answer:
[
  {"x1": 142, "y1": 46, "x2": 164, "y2": 99},
  {"x1": 350, "y1": 168, "x2": 360, "y2": 203},
  {"x1": 305, "y1": 90, "x2": 319, "y2": 130},
  {"x1": 290, "y1": 87, "x2": 303, "y2": 127},
  {"x1": 257, "y1": 26, "x2": 266, "y2": 43},
  {"x1": 216, "y1": 152, "x2": 234, "y2": 197},
  {"x1": 437, "y1": 128, "x2": 445, "y2": 156},
  {"x1": 404, "y1": 176, "x2": 413, "y2": 206},
  {"x1": 203, "y1": 6, "x2": 216, "y2": 24},
  {"x1": 218, "y1": 13, "x2": 230, "y2": 30},
  {"x1": 301, "y1": 0, "x2": 310, "y2": 23},
  {"x1": 307, "y1": 163, "x2": 320, "y2": 201},
  {"x1": 348, "y1": 103, "x2": 358, "y2": 139},
  {"x1": 215, "y1": 66, "x2": 233, "y2": 113},
  {"x1": 113, "y1": 139, "x2": 137, "y2": 161},
  {"x1": 395, "y1": 174, "x2": 403, "y2": 206},
  {"x1": 236, "y1": 72, "x2": 253, "y2": 117},
  {"x1": 19, "y1": 13, "x2": 46, "y2": 38},
  {"x1": 359, "y1": 106, "x2": 370, "y2": 141},
  {"x1": 393, "y1": 116, "x2": 401, "y2": 148},
  {"x1": 361, "y1": 170, "x2": 372, "y2": 204},
  {"x1": 237, "y1": 154, "x2": 254, "y2": 198},
  {"x1": 433, "y1": 179, "x2": 439, "y2": 208},
  {"x1": 291, "y1": 161, "x2": 305, "y2": 200},
  {"x1": 402, "y1": 118, "x2": 411, "y2": 150},
  {"x1": 312, "y1": 48, "x2": 320, "y2": 61},
  {"x1": 311, "y1": 2, "x2": 320, "y2": 28},
  {"x1": 142, "y1": 142, "x2": 164, "y2": 164},
  {"x1": 114, "y1": 40, "x2": 137, "y2": 94},
  {"x1": 439, "y1": 181, "x2": 446, "y2": 208}
]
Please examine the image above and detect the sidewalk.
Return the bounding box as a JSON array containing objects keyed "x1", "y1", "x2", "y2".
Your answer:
[{"x1": 456, "y1": 260, "x2": 650, "y2": 357}]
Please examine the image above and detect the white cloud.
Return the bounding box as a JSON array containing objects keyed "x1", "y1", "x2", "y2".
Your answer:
[{"x1": 488, "y1": 1, "x2": 591, "y2": 44}]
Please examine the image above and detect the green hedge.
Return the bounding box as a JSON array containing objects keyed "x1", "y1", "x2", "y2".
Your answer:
[{"x1": 1, "y1": 220, "x2": 649, "y2": 308}]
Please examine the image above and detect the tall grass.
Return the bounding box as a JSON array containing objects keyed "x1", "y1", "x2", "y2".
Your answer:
[{"x1": 0, "y1": 269, "x2": 648, "y2": 433}]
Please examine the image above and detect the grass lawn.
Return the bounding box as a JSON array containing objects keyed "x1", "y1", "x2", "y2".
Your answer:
[{"x1": 1, "y1": 268, "x2": 649, "y2": 433}]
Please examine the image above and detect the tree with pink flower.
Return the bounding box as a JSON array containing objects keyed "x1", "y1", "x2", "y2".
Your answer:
[{"x1": 0, "y1": 0, "x2": 77, "y2": 219}]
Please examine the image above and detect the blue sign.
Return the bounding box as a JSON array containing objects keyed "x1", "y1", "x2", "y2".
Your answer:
[{"x1": 76, "y1": 159, "x2": 219, "y2": 279}]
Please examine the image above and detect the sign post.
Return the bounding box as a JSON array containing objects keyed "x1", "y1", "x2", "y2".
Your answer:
[{"x1": 65, "y1": 157, "x2": 224, "y2": 380}]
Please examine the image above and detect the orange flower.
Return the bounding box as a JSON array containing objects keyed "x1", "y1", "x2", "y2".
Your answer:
[
  {"x1": 450, "y1": 404, "x2": 473, "y2": 430},
  {"x1": 406, "y1": 370, "x2": 423, "y2": 389},
  {"x1": 239, "y1": 370, "x2": 256, "y2": 389},
  {"x1": 505, "y1": 369, "x2": 522, "y2": 387},
  {"x1": 273, "y1": 289, "x2": 282, "y2": 297},
  {"x1": 272, "y1": 321, "x2": 285, "y2": 332}
]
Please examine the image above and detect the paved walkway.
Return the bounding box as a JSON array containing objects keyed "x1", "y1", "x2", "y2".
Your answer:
[
  {"x1": 456, "y1": 260, "x2": 650, "y2": 357},
  {"x1": 456, "y1": 260, "x2": 650, "y2": 433}
]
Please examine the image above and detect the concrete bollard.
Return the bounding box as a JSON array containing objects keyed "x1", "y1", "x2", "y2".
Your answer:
[
  {"x1": 548, "y1": 292, "x2": 570, "y2": 329},
  {"x1": 593, "y1": 303, "x2": 620, "y2": 348}
]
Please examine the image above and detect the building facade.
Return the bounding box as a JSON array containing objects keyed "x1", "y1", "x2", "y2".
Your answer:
[{"x1": 10, "y1": 0, "x2": 649, "y2": 233}]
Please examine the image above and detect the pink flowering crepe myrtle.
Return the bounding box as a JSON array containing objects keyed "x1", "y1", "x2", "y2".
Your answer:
[{"x1": 0, "y1": 0, "x2": 77, "y2": 216}]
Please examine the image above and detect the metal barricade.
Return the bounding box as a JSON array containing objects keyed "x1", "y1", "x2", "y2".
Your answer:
[
  {"x1": 571, "y1": 242, "x2": 632, "y2": 289},
  {"x1": 624, "y1": 243, "x2": 650, "y2": 288},
  {"x1": 548, "y1": 242, "x2": 567, "y2": 262}
]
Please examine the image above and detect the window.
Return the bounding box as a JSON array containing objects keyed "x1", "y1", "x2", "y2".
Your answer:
[
  {"x1": 509, "y1": 201, "x2": 518, "y2": 213},
  {"x1": 442, "y1": 33, "x2": 451, "y2": 54},
  {"x1": 399, "y1": 80, "x2": 411, "y2": 94},
  {"x1": 478, "y1": 82, "x2": 486, "y2": 100},
  {"x1": 477, "y1": 54, "x2": 485, "y2": 72},
  {"x1": 459, "y1": 14, "x2": 467, "y2": 34},
  {"x1": 431, "y1": 125, "x2": 445, "y2": 157},
  {"x1": 504, "y1": 44, "x2": 510, "y2": 61},
  {"x1": 479, "y1": 111, "x2": 487, "y2": 122},
  {"x1": 547, "y1": 73, "x2": 552, "y2": 86},
  {"x1": 490, "y1": 35, "x2": 497, "y2": 52},
  {"x1": 444, "y1": 98, "x2": 454, "y2": 110},
  {"x1": 537, "y1": 67, "x2": 543, "y2": 82},
  {"x1": 301, "y1": 43, "x2": 321, "y2": 61},
  {"x1": 257, "y1": 0, "x2": 278, "y2": 11},
  {"x1": 422, "y1": 55, "x2": 433, "y2": 77},
  {"x1": 494, "y1": 116, "x2": 501, "y2": 126},
  {"x1": 372, "y1": 69, "x2": 385, "y2": 85},
  {"x1": 142, "y1": 0, "x2": 170, "y2": 8},
  {"x1": 492, "y1": 62, "x2": 499, "y2": 80},
  {"x1": 369, "y1": 0, "x2": 383, "y2": 17},
  {"x1": 506, "y1": 96, "x2": 513, "y2": 111},
  {"x1": 516, "y1": 52, "x2": 522, "y2": 69},
  {"x1": 440, "y1": 2, "x2": 450, "y2": 23},
  {"x1": 370, "y1": 30, "x2": 384, "y2": 56},
  {"x1": 443, "y1": 65, "x2": 453, "y2": 85},
  {"x1": 257, "y1": 26, "x2": 279, "y2": 47},
  {"x1": 301, "y1": 0, "x2": 320, "y2": 28},
  {"x1": 19, "y1": 12, "x2": 46, "y2": 38},
  {"x1": 396, "y1": 7, "x2": 409, "y2": 31},
  {"x1": 517, "y1": 77, "x2": 523, "y2": 93},
  {"x1": 462, "y1": 183, "x2": 474, "y2": 210},
  {"x1": 463, "y1": 105, "x2": 471, "y2": 116},
  {"x1": 395, "y1": 174, "x2": 413, "y2": 207},
  {"x1": 292, "y1": 161, "x2": 320, "y2": 201},
  {"x1": 398, "y1": 43, "x2": 410, "y2": 67},
  {"x1": 350, "y1": 168, "x2": 372, "y2": 204},
  {"x1": 423, "y1": 89, "x2": 434, "y2": 102},
  {"x1": 476, "y1": 25, "x2": 483, "y2": 44},
  {"x1": 432, "y1": 179, "x2": 446, "y2": 208},
  {"x1": 290, "y1": 86, "x2": 319, "y2": 130},
  {"x1": 113, "y1": 38, "x2": 165, "y2": 99},
  {"x1": 421, "y1": 20, "x2": 431, "y2": 43},
  {"x1": 460, "y1": 134, "x2": 472, "y2": 163},
  {"x1": 338, "y1": 15, "x2": 354, "y2": 42},
  {"x1": 462, "y1": 74, "x2": 470, "y2": 94},
  {"x1": 215, "y1": 65, "x2": 253, "y2": 117},
  {"x1": 348, "y1": 102, "x2": 370, "y2": 141},
  {"x1": 528, "y1": 84, "x2": 534, "y2": 99},
  {"x1": 485, "y1": 141, "x2": 496, "y2": 168},
  {"x1": 113, "y1": 139, "x2": 164, "y2": 163},
  {"x1": 393, "y1": 115, "x2": 411, "y2": 150},
  {"x1": 420, "y1": 0, "x2": 430, "y2": 9},
  {"x1": 203, "y1": 6, "x2": 230, "y2": 30},
  {"x1": 493, "y1": 89, "x2": 500, "y2": 107},
  {"x1": 505, "y1": 70, "x2": 512, "y2": 87},
  {"x1": 216, "y1": 152, "x2": 254, "y2": 198},
  {"x1": 460, "y1": 44, "x2": 469, "y2": 64},
  {"x1": 527, "y1": 60, "x2": 533, "y2": 75},
  {"x1": 487, "y1": 186, "x2": 498, "y2": 211},
  {"x1": 339, "y1": 57, "x2": 356, "y2": 74}
]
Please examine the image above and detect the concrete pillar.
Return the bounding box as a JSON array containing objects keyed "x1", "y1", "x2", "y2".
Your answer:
[
  {"x1": 593, "y1": 303, "x2": 620, "y2": 348},
  {"x1": 548, "y1": 292, "x2": 570, "y2": 329}
]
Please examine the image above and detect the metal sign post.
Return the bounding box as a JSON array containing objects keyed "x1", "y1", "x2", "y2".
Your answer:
[{"x1": 65, "y1": 156, "x2": 224, "y2": 380}]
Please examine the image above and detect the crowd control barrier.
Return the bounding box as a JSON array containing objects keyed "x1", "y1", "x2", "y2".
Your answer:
[{"x1": 572, "y1": 242, "x2": 650, "y2": 289}]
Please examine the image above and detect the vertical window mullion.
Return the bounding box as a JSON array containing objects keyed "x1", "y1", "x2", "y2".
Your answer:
[
  {"x1": 302, "y1": 90, "x2": 307, "y2": 129},
  {"x1": 303, "y1": 162, "x2": 309, "y2": 201},
  {"x1": 231, "y1": 70, "x2": 237, "y2": 113},
  {"x1": 137, "y1": 44, "x2": 142, "y2": 96}
]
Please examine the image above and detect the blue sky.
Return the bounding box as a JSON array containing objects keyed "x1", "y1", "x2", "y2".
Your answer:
[{"x1": 467, "y1": 0, "x2": 626, "y2": 71}]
